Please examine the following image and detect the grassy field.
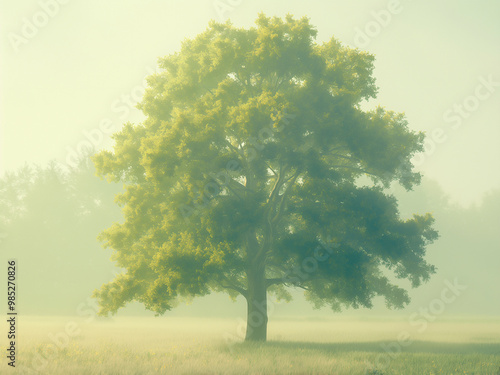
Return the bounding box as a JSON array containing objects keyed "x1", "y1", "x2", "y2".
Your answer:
[{"x1": 4, "y1": 315, "x2": 500, "y2": 374}]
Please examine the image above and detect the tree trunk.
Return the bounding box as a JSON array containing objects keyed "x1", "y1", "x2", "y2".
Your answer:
[{"x1": 244, "y1": 264, "x2": 268, "y2": 341}]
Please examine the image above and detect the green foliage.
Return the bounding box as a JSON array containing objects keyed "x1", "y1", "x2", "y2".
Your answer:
[{"x1": 92, "y1": 14, "x2": 438, "y2": 316}]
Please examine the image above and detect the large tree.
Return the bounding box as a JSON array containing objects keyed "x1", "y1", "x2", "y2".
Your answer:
[{"x1": 92, "y1": 14, "x2": 438, "y2": 341}]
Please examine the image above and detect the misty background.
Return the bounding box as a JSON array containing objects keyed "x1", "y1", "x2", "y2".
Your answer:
[{"x1": 0, "y1": 0, "x2": 498, "y2": 318}]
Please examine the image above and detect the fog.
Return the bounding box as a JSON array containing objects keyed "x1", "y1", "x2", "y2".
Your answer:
[
  {"x1": 1, "y1": 161, "x2": 498, "y2": 318},
  {"x1": 1, "y1": 0, "x2": 499, "y2": 320}
]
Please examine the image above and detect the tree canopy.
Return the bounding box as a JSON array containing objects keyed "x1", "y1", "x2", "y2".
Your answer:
[{"x1": 92, "y1": 14, "x2": 438, "y2": 341}]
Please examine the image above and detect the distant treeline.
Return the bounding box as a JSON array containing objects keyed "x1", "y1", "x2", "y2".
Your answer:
[
  {"x1": 0, "y1": 155, "x2": 122, "y2": 314},
  {"x1": 0, "y1": 157, "x2": 498, "y2": 316}
]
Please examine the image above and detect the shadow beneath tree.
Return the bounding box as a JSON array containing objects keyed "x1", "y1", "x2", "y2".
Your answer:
[{"x1": 236, "y1": 340, "x2": 500, "y2": 355}]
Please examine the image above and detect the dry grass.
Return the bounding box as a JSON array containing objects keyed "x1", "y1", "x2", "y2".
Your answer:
[{"x1": 3, "y1": 316, "x2": 500, "y2": 374}]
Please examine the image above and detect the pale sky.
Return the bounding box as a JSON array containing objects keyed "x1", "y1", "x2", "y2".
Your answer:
[{"x1": 1, "y1": 0, "x2": 499, "y2": 206}]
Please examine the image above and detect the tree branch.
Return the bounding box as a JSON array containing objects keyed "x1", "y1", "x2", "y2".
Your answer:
[
  {"x1": 271, "y1": 169, "x2": 300, "y2": 224},
  {"x1": 265, "y1": 162, "x2": 277, "y2": 176},
  {"x1": 330, "y1": 153, "x2": 360, "y2": 163},
  {"x1": 224, "y1": 182, "x2": 244, "y2": 200},
  {"x1": 225, "y1": 139, "x2": 244, "y2": 158},
  {"x1": 266, "y1": 278, "x2": 285, "y2": 287},
  {"x1": 267, "y1": 164, "x2": 287, "y2": 204},
  {"x1": 219, "y1": 283, "x2": 248, "y2": 298},
  {"x1": 330, "y1": 165, "x2": 378, "y2": 177},
  {"x1": 254, "y1": 165, "x2": 289, "y2": 265},
  {"x1": 265, "y1": 277, "x2": 312, "y2": 291}
]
